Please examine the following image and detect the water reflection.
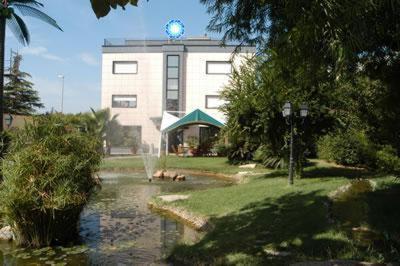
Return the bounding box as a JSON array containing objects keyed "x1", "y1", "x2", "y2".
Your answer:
[{"x1": 0, "y1": 173, "x2": 227, "y2": 265}]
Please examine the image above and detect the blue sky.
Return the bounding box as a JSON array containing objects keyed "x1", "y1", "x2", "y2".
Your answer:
[{"x1": 5, "y1": 0, "x2": 219, "y2": 114}]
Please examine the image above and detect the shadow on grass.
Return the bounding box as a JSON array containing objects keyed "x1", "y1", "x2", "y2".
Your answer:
[
  {"x1": 258, "y1": 166, "x2": 369, "y2": 180},
  {"x1": 169, "y1": 190, "x2": 353, "y2": 265},
  {"x1": 302, "y1": 166, "x2": 370, "y2": 179},
  {"x1": 365, "y1": 182, "x2": 400, "y2": 259}
]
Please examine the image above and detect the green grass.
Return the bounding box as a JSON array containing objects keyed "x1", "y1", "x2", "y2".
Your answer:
[
  {"x1": 162, "y1": 163, "x2": 400, "y2": 265},
  {"x1": 101, "y1": 156, "x2": 267, "y2": 175},
  {"x1": 102, "y1": 156, "x2": 399, "y2": 264}
]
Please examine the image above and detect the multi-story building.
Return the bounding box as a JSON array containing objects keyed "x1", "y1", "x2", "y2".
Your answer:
[{"x1": 101, "y1": 37, "x2": 255, "y2": 153}]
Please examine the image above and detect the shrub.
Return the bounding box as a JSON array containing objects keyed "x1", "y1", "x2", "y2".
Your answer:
[
  {"x1": 227, "y1": 141, "x2": 255, "y2": 164},
  {"x1": 375, "y1": 145, "x2": 400, "y2": 176},
  {"x1": 253, "y1": 145, "x2": 285, "y2": 169},
  {"x1": 317, "y1": 130, "x2": 376, "y2": 167},
  {"x1": 211, "y1": 142, "x2": 231, "y2": 157},
  {"x1": 186, "y1": 136, "x2": 199, "y2": 149},
  {"x1": 0, "y1": 114, "x2": 102, "y2": 247}
]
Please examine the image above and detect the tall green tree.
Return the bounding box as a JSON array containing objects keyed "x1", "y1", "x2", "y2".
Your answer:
[
  {"x1": 204, "y1": 0, "x2": 400, "y2": 155},
  {"x1": 0, "y1": 0, "x2": 62, "y2": 131},
  {"x1": 4, "y1": 54, "x2": 43, "y2": 115},
  {"x1": 222, "y1": 55, "x2": 337, "y2": 172}
]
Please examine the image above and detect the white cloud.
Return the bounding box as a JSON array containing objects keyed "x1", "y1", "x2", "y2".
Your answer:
[
  {"x1": 79, "y1": 53, "x2": 99, "y2": 66},
  {"x1": 20, "y1": 46, "x2": 64, "y2": 62}
]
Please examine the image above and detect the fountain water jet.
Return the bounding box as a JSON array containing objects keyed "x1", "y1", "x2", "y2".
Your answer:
[{"x1": 139, "y1": 143, "x2": 158, "y2": 182}]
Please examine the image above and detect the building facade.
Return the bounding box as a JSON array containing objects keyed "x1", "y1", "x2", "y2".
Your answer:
[{"x1": 101, "y1": 38, "x2": 256, "y2": 153}]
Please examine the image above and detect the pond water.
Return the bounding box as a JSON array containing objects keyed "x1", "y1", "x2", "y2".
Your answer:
[
  {"x1": 331, "y1": 179, "x2": 374, "y2": 227},
  {"x1": 0, "y1": 172, "x2": 230, "y2": 265},
  {"x1": 330, "y1": 179, "x2": 378, "y2": 246}
]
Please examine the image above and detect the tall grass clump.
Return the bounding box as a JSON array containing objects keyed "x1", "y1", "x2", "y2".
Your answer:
[{"x1": 0, "y1": 114, "x2": 102, "y2": 247}]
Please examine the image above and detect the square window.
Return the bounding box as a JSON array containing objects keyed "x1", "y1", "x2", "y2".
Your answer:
[
  {"x1": 206, "y1": 61, "x2": 232, "y2": 74},
  {"x1": 167, "y1": 79, "x2": 179, "y2": 91},
  {"x1": 113, "y1": 61, "x2": 138, "y2": 74},
  {"x1": 168, "y1": 68, "x2": 179, "y2": 78},
  {"x1": 167, "y1": 56, "x2": 179, "y2": 67},
  {"x1": 206, "y1": 95, "x2": 226, "y2": 109},
  {"x1": 167, "y1": 91, "x2": 179, "y2": 100},
  {"x1": 112, "y1": 95, "x2": 137, "y2": 108}
]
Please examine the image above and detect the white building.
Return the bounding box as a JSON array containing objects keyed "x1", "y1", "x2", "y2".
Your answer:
[{"x1": 101, "y1": 37, "x2": 256, "y2": 154}]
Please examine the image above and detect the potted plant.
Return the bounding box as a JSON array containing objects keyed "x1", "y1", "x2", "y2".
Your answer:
[{"x1": 186, "y1": 136, "x2": 199, "y2": 156}]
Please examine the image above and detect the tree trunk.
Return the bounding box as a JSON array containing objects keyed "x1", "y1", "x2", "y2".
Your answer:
[
  {"x1": 0, "y1": 16, "x2": 5, "y2": 132},
  {"x1": 295, "y1": 157, "x2": 303, "y2": 178}
]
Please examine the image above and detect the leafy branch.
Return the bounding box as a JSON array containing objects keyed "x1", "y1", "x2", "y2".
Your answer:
[{"x1": 90, "y1": 0, "x2": 142, "y2": 18}]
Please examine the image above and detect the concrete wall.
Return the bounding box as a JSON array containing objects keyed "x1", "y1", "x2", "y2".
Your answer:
[
  {"x1": 3, "y1": 114, "x2": 31, "y2": 130},
  {"x1": 185, "y1": 53, "x2": 248, "y2": 123},
  {"x1": 101, "y1": 53, "x2": 164, "y2": 147}
]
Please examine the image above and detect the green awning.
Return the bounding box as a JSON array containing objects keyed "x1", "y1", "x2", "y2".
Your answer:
[{"x1": 163, "y1": 109, "x2": 224, "y2": 132}]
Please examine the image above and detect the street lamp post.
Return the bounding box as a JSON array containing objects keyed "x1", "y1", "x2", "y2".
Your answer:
[
  {"x1": 282, "y1": 102, "x2": 309, "y2": 185},
  {"x1": 57, "y1": 74, "x2": 64, "y2": 113}
]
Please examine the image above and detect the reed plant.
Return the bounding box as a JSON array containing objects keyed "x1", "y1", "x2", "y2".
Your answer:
[{"x1": 0, "y1": 114, "x2": 102, "y2": 247}]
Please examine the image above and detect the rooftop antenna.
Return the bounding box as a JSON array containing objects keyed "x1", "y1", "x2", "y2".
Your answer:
[{"x1": 5, "y1": 49, "x2": 19, "y2": 78}]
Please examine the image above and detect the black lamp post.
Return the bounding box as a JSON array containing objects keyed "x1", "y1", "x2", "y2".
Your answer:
[{"x1": 282, "y1": 102, "x2": 308, "y2": 185}]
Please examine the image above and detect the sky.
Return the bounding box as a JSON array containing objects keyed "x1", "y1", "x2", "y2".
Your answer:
[{"x1": 5, "y1": 0, "x2": 220, "y2": 114}]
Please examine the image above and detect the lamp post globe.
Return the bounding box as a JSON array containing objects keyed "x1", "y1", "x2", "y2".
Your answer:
[
  {"x1": 300, "y1": 103, "x2": 309, "y2": 118},
  {"x1": 282, "y1": 101, "x2": 292, "y2": 118}
]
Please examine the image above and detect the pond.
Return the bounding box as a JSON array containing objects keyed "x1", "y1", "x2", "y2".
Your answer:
[
  {"x1": 330, "y1": 179, "x2": 379, "y2": 246},
  {"x1": 0, "y1": 172, "x2": 230, "y2": 265}
]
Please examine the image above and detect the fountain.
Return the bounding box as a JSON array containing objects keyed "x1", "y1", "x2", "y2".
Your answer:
[{"x1": 139, "y1": 143, "x2": 158, "y2": 182}]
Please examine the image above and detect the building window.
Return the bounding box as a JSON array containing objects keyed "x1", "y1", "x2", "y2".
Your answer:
[
  {"x1": 112, "y1": 95, "x2": 137, "y2": 108},
  {"x1": 166, "y1": 55, "x2": 180, "y2": 111},
  {"x1": 113, "y1": 61, "x2": 138, "y2": 74},
  {"x1": 206, "y1": 95, "x2": 226, "y2": 109},
  {"x1": 206, "y1": 61, "x2": 232, "y2": 74}
]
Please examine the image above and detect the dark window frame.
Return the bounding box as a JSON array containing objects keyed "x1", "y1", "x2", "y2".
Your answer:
[
  {"x1": 112, "y1": 61, "x2": 138, "y2": 75},
  {"x1": 166, "y1": 55, "x2": 180, "y2": 110},
  {"x1": 206, "y1": 61, "x2": 232, "y2": 75},
  {"x1": 205, "y1": 95, "x2": 223, "y2": 109},
  {"x1": 112, "y1": 95, "x2": 137, "y2": 108}
]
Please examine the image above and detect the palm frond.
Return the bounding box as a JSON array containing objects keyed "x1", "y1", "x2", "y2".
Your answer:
[
  {"x1": 90, "y1": 107, "x2": 97, "y2": 117},
  {"x1": 9, "y1": 0, "x2": 43, "y2": 7},
  {"x1": 6, "y1": 13, "x2": 30, "y2": 45},
  {"x1": 12, "y1": 3, "x2": 63, "y2": 31},
  {"x1": 111, "y1": 114, "x2": 119, "y2": 121}
]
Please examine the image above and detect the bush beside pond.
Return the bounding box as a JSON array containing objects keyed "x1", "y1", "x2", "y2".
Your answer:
[{"x1": 0, "y1": 114, "x2": 102, "y2": 247}]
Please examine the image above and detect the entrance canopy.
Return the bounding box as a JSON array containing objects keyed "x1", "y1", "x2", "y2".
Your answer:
[{"x1": 162, "y1": 109, "x2": 224, "y2": 132}]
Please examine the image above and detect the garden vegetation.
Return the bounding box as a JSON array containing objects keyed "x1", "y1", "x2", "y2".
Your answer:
[{"x1": 0, "y1": 114, "x2": 102, "y2": 247}]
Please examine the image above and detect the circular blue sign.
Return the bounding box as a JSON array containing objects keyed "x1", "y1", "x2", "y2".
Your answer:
[{"x1": 166, "y1": 20, "x2": 185, "y2": 39}]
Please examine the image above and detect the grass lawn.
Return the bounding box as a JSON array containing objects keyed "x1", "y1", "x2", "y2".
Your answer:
[
  {"x1": 158, "y1": 161, "x2": 400, "y2": 265},
  {"x1": 101, "y1": 156, "x2": 268, "y2": 175}
]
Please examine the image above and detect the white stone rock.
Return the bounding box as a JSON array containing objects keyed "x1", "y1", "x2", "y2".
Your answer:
[
  {"x1": 237, "y1": 171, "x2": 250, "y2": 175},
  {"x1": 239, "y1": 164, "x2": 257, "y2": 169},
  {"x1": 158, "y1": 194, "x2": 190, "y2": 202},
  {"x1": 153, "y1": 170, "x2": 164, "y2": 178},
  {"x1": 264, "y1": 248, "x2": 291, "y2": 257},
  {"x1": 176, "y1": 175, "x2": 186, "y2": 181},
  {"x1": 164, "y1": 171, "x2": 178, "y2": 179},
  {"x1": 0, "y1": 226, "x2": 14, "y2": 241}
]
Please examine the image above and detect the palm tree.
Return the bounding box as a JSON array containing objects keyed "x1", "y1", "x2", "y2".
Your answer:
[
  {"x1": 0, "y1": 0, "x2": 62, "y2": 131},
  {"x1": 89, "y1": 108, "x2": 120, "y2": 155}
]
